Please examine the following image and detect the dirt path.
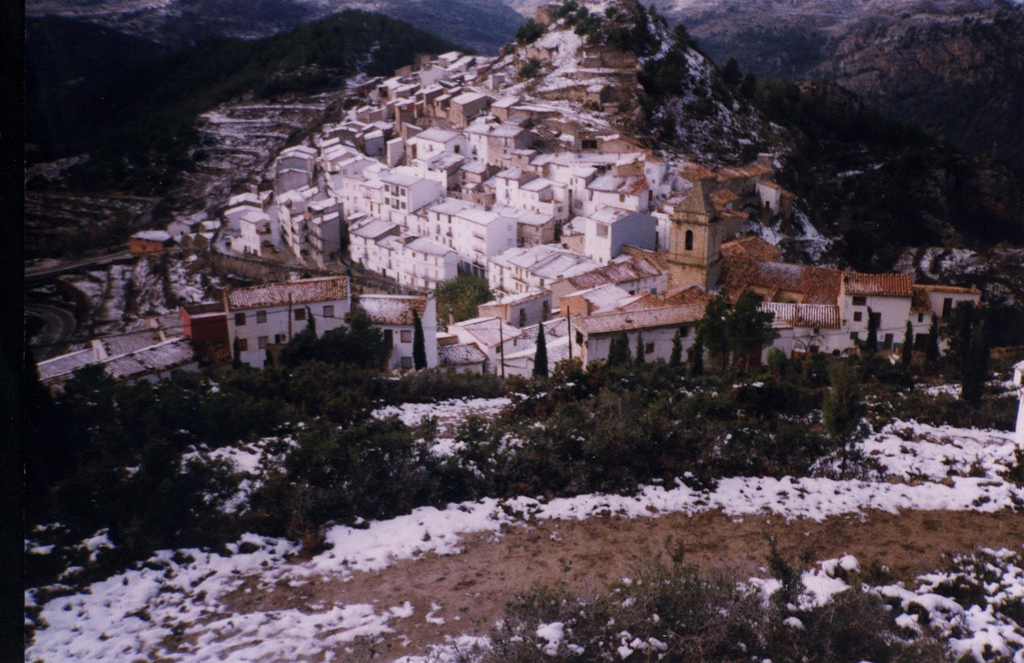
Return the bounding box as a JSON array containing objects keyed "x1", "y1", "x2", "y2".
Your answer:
[{"x1": 223, "y1": 508, "x2": 1024, "y2": 661}]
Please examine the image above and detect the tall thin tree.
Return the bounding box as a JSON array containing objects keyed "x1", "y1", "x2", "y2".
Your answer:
[
  {"x1": 902, "y1": 320, "x2": 914, "y2": 371},
  {"x1": 533, "y1": 322, "x2": 548, "y2": 378},
  {"x1": 413, "y1": 310, "x2": 427, "y2": 370}
]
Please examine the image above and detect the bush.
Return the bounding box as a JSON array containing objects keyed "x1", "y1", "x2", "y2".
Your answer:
[
  {"x1": 516, "y1": 19, "x2": 545, "y2": 44},
  {"x1": 519, "y1": 57, "x2": 542, "y2": 79}
]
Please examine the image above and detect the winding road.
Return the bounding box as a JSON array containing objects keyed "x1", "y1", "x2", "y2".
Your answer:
[{"x1": 25, "y1": 304, "x2": 77, "y2": 360}]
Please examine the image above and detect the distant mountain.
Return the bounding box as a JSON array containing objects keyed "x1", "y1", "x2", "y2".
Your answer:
[
  {"x1": 26, "y1": 0, "x2": 526, "y2": 54},
  {"x1": 653, "y1": 0, "x2": 1024, "y2": 164}
]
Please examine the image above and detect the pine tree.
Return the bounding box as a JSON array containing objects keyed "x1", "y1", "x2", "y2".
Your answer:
[
  {"x1": 722, "y1": 57, "x2": 742, "y2": 87},
  {"x1": 265, "y1": 347, "x2": 274, "y2": 367},
  {"x1": 305, "y1": 306, "x2": 316, "y2": 336},
  {"x1": 740, "y1": 72, "x2": 757, "y2": 99},
  {"x1": 413, "y1": 310, "x2": 427, "y2": 370},
  {"x1": 902, "y1": 320, "x2": 914, "y2": 371},
  {"x1": 669, "y1": 328, "x2": 682, "y2": 367},
  {"x1": 533, "y1": 322, "x2": 548, "y2": 378},
  {"x1": 926, "y1": 314, "x2": 940, "y2": 365},
  {"x1": 232, "y1": 336, "x2": 243, "y2": 369},
  {"x1": 634, "y1": 331, "x2": 645, "y2": 365},
  {"x1": 608, "y1": 331, "x2": 630, "y2": 366}
]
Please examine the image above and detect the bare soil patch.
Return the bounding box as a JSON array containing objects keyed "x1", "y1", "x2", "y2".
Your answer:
[{"x1": 223, "y1": 509, "x2": 1024, "y2": 660}]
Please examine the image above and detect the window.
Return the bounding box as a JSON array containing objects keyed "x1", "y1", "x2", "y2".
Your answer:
[
  {"x1": 275, "y1": 334, "x2": 286, "y2": 344},
  {"x1": 942, "y1": 298, "x2": 953, "y2": 319},
  {"x1": 679, "y1": 326, "x2": 689, "y2": 337},
  {"x1": 849, "y1": 332, "x2": 859, "y2": 341},
  {"x1": 852, "y1": 296, "x2": 867, "y2": 306},
  {"x1": 401, "y1": 356, "x2": 413, "y2": 369},
  {"x1": 237, "y1": 338, "x2": 249, "y2": 351},
  {"x1": 853, "y1": 311, "x2": 862, "y2": 322},
  {"x1": 235, "y1": 312, "x2": 246, "y2": 326},
  {"x1": 401, "y1": 329, "x2": 413, "y2": 343},
  {"x1": 596, "y1": 223, "x2": 608, "y2": 238},
  {"x1": 619, "y1": 194, "x2": 625, "y2": 203},
  {"x1": 256, "y1": 310, "x2": 267, "y2": 324},
  {"x1": 323, "y1": 305, "x2": 334, "y2": 318},
  {"x1": 684, "y1": 230, "x2": 693, "y2": 251},
  {"x1": 518, "y1": 309, "x2": 527, "y2": 327},
  {"x1": 576, "y1": 331, "x2": 583, "y2": 345},
  {"x1": 645, "y1": 342, "x2": 654, "y2": 354},
  {"x1": 295, "y1": 309, "x2": 306, "y2": 321},
  {"x1": 258, "y1": 336, "x2": 268, "y2": 349},
  {"x1": 918, "y1": 313, "x2": 924, "y2": 323}
]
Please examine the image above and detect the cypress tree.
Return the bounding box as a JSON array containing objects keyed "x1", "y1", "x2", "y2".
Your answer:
[
  {"x1": 722, "y1": 57, "x2": 742, "y2": 87},
  {"x1": 865, "y1": 307, "x2": 878, "y2": 354},
  {"x1": 902, "y1": 320, "x2": 914, "y2": 370},
  {"x1": 689, "y1": 331, "x2": 704, "y2": 377},
  {"x1": 926, "y1": 314, "x2": 940, "y2": 365},
  {"x1": 533, "y1": 323, "x2": 548, "y2": 378},
  {"x1": 232, "y1": 336, "x2": 243, "y2": 369},
  {"x1": 634, "y1": 331, "x2": 645, "y2": 365},
  {"x1": 823, "y1": 362, "x2": 866, "y2": 478},
  {"x1": 413, "y1": 310, "x2": 427, "y2": 370},
  {"x1": 961, "y1": 320, "x2": 989, "y2": 406},
  {"x1": 669, "y1": 328, "x2": 682, "y2": 367}
]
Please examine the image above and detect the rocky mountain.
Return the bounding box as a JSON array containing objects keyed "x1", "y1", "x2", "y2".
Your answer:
[
  {"x1": 25, "y1": 0, "x2": 524, "y2": 54},
  {"x1": 652, "y1": 0, "x2": 1024, "y2": 164}
]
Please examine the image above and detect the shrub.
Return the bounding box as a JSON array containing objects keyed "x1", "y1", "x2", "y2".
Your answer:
[{"x1": 519, "y1": 57, "x2": 542, "y2": 79}]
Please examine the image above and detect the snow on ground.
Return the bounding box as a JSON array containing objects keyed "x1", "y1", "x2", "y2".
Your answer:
[{"x1": 27, "y1": 416, "x2": 1024, "y2": 662}]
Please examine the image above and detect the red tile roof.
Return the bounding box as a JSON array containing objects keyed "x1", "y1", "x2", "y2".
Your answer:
[
  {"x1": 720, "y1": 255, "x2": 843, "y2": 306},
  {"x1": 843, "y1": 273, "x2": 913, "y2": 298},
  {"x1": 227, "y1": 276, "x2": 349, "y2": 311},
  {"x1": 574, "y1": 303, "x2": 706, "y2": 335},
  {"x1": 720, "y1": 235, "x2": 783, "y2": 263}
]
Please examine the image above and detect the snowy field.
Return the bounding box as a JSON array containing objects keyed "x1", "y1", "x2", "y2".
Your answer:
[{"x1": 26, "y1": 397, "x2": 1024, "y2": 662}]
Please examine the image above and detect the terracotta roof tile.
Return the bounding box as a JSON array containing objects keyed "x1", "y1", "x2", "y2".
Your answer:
[
  {"x1": 843, "y1": 273, "x2": 913, "y2": 298},
  {"x1": 439, "y1": 343, "x2": 487, "y2": 367},
  {"x1": 574, "y1": 303, "x2": 706, "y2": 335},
  {"x1": 720, "y1": 235, "x2": 783, "y2": 263},
  {"x1": 227, "y1": 276, "x2": 349, "y2": 311},
  {"x1": 720, "y1": 255, "x2": 843, "y2": 306}
]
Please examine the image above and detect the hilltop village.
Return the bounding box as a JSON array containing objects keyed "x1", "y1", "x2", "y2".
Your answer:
[{"x1": 38, "y1": 4, "x2": 982, "y2": 386}]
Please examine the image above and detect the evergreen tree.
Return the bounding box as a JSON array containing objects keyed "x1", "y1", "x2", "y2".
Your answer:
[
  {"x1": 533, "y1": 323, "x2": 548, "y2": 378},
  {"x1": 265, "y1": 347, "x2": 275, "y2": 367},
  {"x1": 725, "y1": 290, "x2": 779, "y2": 370},
  {"x1": 949, "y1": 303, "x2": 975, "y2": 379},
  {"x1": 865, "y1": 307, "x2": 878, "y2": 354},
  {"x1": 232, "y1": 336, "x2": 243, "y2": 369},
  {"x1": 689, "y1": 331, "x2": 704, "y2": 377},
  {"x1": 305, "y1": 306, "x2": 316, "y2": 336},
  {"x1": 902, "y1": 320, "x2": 914, "y2": 370},
  {"x1": 608, "y1": 331, "x2": 631, "y2": 366},
  {"x1": 926, "y1": 314, "x2": 940, "y2": 365},
  {"x1": 698, "y1": 294, "x2": 731, "y2": 370},
  {"x1": 413, "y1": 310, "x2": 427, "y2": 370},
  {"x1": 634, "y1": 332, "x2": 645, "y2": 365},
  {"x1": 740, "y1": 72, "x2": 757, "y2": 99},
  {"x1": 722, "y1": 57, "x2": 742, "y2": 87},
  {"x1": 669, "y1": 328, "x2": 683, "y2": 367},
  {"x1": 822, "y1": 362, "x2": 866, "y2": 477}
]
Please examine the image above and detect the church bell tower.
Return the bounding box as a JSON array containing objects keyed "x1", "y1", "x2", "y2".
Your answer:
[{"x1": 666, "y1": 180, "x2": 723, "y2": 291}]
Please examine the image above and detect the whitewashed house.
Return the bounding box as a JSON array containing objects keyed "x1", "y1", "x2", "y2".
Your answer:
[
  {"x1": 355, "y1": 294, "x2": 438, "y2": 369},
  {"x1": 226, "y1": 277, "x2": 352, "y2": 369},
  {"x1": 569, "y1": 304, "x2": 706, "y2": 366},
  {"x1": 583, "y1": 211, "x2": 657, "y2": 265}
]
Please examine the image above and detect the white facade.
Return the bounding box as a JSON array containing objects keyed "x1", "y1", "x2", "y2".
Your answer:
[
  {"x1": 231, "y1": 210, "x2": 272, "y2": 256},
  {"x1": 226, "y1": 277, "x2": 352, "y2": 369},
  {"x1": 584, "y1": 211, "x2": 657, "y2": 264},
  {"x1": 356, "y1": 295, "x2": 439, "y2": 370}
]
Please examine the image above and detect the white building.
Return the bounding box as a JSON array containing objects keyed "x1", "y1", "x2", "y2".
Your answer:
[
  {"x1": 487, "y1": 245, "x2": 599, "y2": 295},
  {"x1": 583, "y1": 211, "x2": 657, "y2": 264},
  {"x1": 477, "y1": 290, "x2": 552, "y2": 328},
  {"x1": 449, "y1": 316, "x2": 527, "y2": 375},
  {"x1": 226, "y1": 276, "x2": 352, "y2": 369},
  {"x1": 355, "y1": 294, "x2": 438, "y2": 370},
  {"x1": 569, "y1": 304, "x2": 706, "y2": 366},
  {"x1": 230, "y1": 210, "x2": 272, "y2": 256}
]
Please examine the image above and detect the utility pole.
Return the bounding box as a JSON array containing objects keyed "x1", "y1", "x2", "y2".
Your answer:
[
  {"x1": 287, "y1": 293, "x2": 293, "y2": 342},
  {"x1": 498, "y1": 319, "x2": 505, "y2": 378},
  {"x1": 567, "y1": 312, "x2": 572, "y2": 361}
]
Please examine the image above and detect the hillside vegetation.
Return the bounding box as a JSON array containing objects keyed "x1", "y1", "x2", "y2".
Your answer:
[{"x1": 30, "y1": 11, "x2": 460, "y2": 194}]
